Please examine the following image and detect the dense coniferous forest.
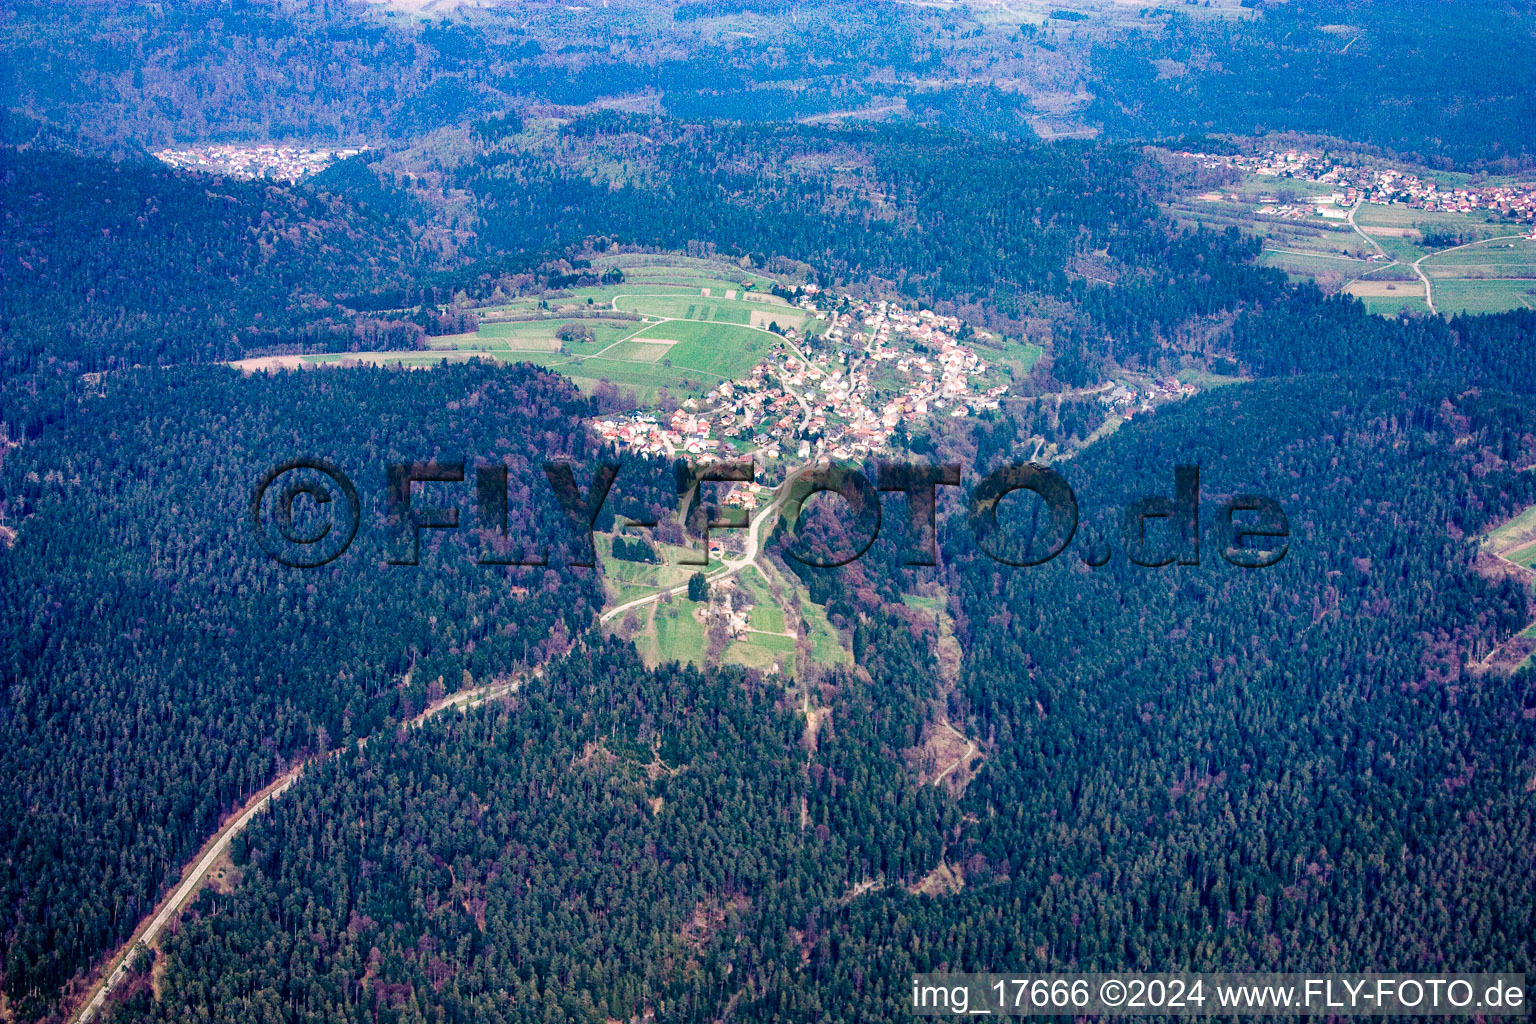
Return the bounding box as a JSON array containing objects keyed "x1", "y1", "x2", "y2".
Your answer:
[
  {"x1": 101, "y1": 625, "x2": 953, "y2": 1024},
  {"x1": 5, "y1": 2, "x2": 1536, "y2": 1020},
  {"x1": 0, "y1": 363, "x2": 683, "y2": 1017},
  {"x1": 0, "y1": 148, "x2": 426, "y2": 374},
  {"x1": 5, "y1": 121, "x2": 1536, "y2": 1020},
  {"x1": 777, "y1": 377, "x2": 1536, "y2": 1014},
  {"x1": 73, "y1": 377, "x2": 1536, "y2": 1024},
  {"x1": 6, "y1": 127, "x2": 1536, "y2": 1018}
]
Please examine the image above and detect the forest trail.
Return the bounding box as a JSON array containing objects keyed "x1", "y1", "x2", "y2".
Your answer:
[
  {"x1": 919, "y1": 591, "x2": 983, "y2": 793},
  {"x1": 1472, "y1": 504, "x2": 1536, "y2": 673},
  {"x1": 68, "y1": 672, "x2": 531, "y2": 1024},
  {"x1": 930, "y1": 722, "x2": 978, "y2": 788}
]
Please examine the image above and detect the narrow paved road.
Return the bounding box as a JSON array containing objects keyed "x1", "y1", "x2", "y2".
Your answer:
[
  {"x1": 1346, "y1": 198, "x2": 1390, "y2": 260},
  {"x1": 70, "y1": 674, "x2": 527, "y2": 1024},
  {"x1": 600, "y1": 473, "x2": 798, "y2": 625},
  {"x1": 1412, "y1": 234, "x2": 1530, "y2": 316},
  {"x1": 72, "y1": 771, "x2": 302, "y2": 1023}
]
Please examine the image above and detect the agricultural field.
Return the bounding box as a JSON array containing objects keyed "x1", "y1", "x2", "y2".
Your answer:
[
  {"x1": 736, "y1": 566, "x2": 786, "y2": 633},
  {"x1": 636, "y1": 599, "x2": 709, "y2": 668},
  {"x1": 588, "y1": 252, "x2": 778, "y2": 291},
  {"x1": 614, "y1": 293, "x2": 807, "y2": 332},
  {"x1": 472, "y1": 298, "x2": 543, "y2": 315},
  {"x1": 234, "y1": 254, "x2": 804, "y2": 401},
  {"x1": 1429, "y1": 278, "x2": 1536, "y2": 314},
  {"x1": 1415, "y1": 236, "x2": 1536, "y2": 315},
  {"x1": 289, "y1": 314, "x2": 781, "y2": 403},
  {"x1": 599, "y1": 536, "x2": 849, "y2": 673},
  {"x1": 1174, "y1": 180, "x2": 1536, "y2": 316},
  {"x1": 1424, "y1": 236, "x2": 1536, "y2": 276},
  {"x1": 1172, "y1": 173, "x2": 1372, "y2": 272},
  {"x1": 598, "y1": 536, "x2": 724, "y2": 603},
  {"x1": 1482, "y1": 503, "x2": 1536, "y2": 672},
  {"x1": 628, "y1": 319, "x2": 776, "y2": 377},
  {"x1": 983, "y1": 337, "x2": 1044, "y2": 380},
  {"x1": 298, "y1": 351, "x2": 491, "y2": 368},
  {"x1": 1343, "y1": 279, "x2": 1431, "y2": 317},
  {"x1": 1259, "y1": 248, "x2": 1379, "y2": 279},
  {"x1": 472, "y1": 318, "x2": 634, "y2": 351},
  {"x1": 721, "y1": 627, "x2": 796, "y2": 673},
  {"x1": 1482, "y1": 503, "x2": 1536, "y2": 569},
  {"x1": 1352, "y1": 201, "x2": 1506, "y2": 238},
  {"x1": 615, "y1": 295, "x2": 753, "y2": 323}
]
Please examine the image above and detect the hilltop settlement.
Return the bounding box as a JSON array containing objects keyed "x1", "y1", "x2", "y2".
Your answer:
[{"x1": 595, "y1": 294, "x2": 1011, "y2": 465}]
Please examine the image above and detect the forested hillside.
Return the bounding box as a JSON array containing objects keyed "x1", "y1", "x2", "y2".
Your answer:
[
  {"x1": 326, "y1": 114, "x2": 1281, "y2": 386},
  {"x1": 1088, "y1": 0, "x2": 1536, "y2": 170},
  {"x1": 778, "y1": 375, "x2": 1536, "y2": 1010},
  {"x1": 5, "y1": 4, "x2": 1536, "y2": 1018},
  {"x1": 0, "y1": 362, "x2": 673, "y2": 1018},
  {"x1": 10, "y1": 0, "x2": 1535, "y2": 169},
  {"x1": 0, "y1": 148, "x2": 426, "y2": 374},
  {"x1": 0, "y1": 0, "x2": 1039, "y2": 147},
  {"x1": 7, "y1": 113, "x2": 1536, "y2": 1020},
  {"x1": 81, "y1": 375, "x2": 1536, "y2": 1023},
  {"x1": 363, "y1": 115, "x2": 1536, "y2": 388},
  {"x1": 102, "y1": 622, "x2": 953, "y2": 1024},
  {"x1": 15, "y1": 113, "x2": 1536, "y2": 403},
  {"x1": 3, "y1": 118, "x2": 1280, "y2": 389},
  {"x1": 1226, "y1": 289, "x2": 1536, "y2": 394},
  {"x1": 939, "y1": 378, "x2": 1536, "y2": 970}
]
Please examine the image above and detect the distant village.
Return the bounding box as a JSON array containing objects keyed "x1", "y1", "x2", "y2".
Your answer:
[
  {"x1": 594, "y1": 294, "x2": 1010, "y2": 473},
  {"x1": 153, "y1": 144, "x2": 366, "y2": 182},
  {"x1": 1183, "y1": 148, "x2": 1536, "y2": 229}
]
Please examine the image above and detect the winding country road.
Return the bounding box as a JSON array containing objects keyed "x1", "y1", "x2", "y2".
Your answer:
[
  {"x1": 1346, "y1": 198, "x2": 1390, "y2": 260},
  {"x1": 1345, "y1": 199, "x2": 1531, "y2": 316},
  {"x1": 1411, "y1": 234, "x2": 1530, "y2": 316},
  {"x1": 71, "y1": 771, "x2": 302, "y2": 1023},
  {"x1": 70, "y1": 675, "x2": 527, "y2": 1024},
  {"x1": 600, "y1": 472, "x2": 800, "y2": 625}
]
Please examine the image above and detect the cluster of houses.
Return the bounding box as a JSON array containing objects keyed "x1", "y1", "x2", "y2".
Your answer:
[
  {"x1": 153, "y1": 144, "x2": 366, "y2": 182},
  {"x1": 1098, "y1": 377, "x2": 1197, "y2": 416},
  {"x1": 1186, "y1": 148, "x2": 1536, "y2": 229},
  {"x1": 593, "y1": 407, "x2": 722, "y2": 459},
  {"x1": 595, "y1": 295, "x2": 1011, "y2": 465}
]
